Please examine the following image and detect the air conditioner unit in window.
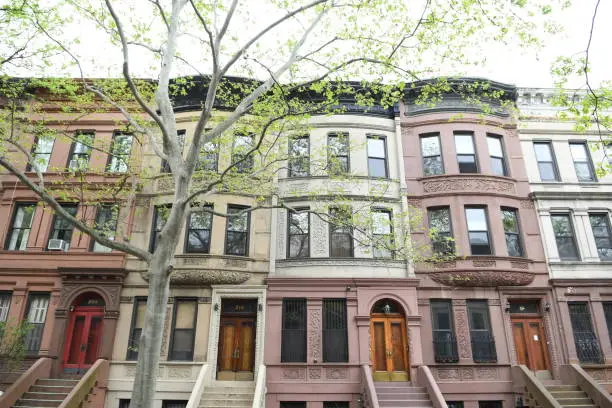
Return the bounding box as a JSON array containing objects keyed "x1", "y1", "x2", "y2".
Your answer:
[{"x1": 48, "y1": 239, "x2": 69, "y2": 251}]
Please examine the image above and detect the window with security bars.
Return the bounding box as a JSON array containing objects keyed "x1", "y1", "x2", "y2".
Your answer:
[
  {"x1": 161, "y1": 130, "x2": 186, "y2": 173},
  {"x1": 169, "y1": 299, "x2": 197, "y2": 361},
  {"x1": 568, "y1": 302, "x2": 603, "y2": 364},
  {"x1": 421, "y1": 134, "x2": 443, "y2": 176},
  {"x1": 431, "y1": 300, "x2": 458, "y2": 363},
  {"x1": 551, "y1": 214, "x2": 580, "y2": 260},
  {"x1": 288, "y1": 210, "x2": 309, "y2": 258},
  {"x1": 6, "y1": 203, "x2": 36, "y2": 250},
  {"x1": 328, "y1": 133, "x2": 349, "y2": 175},
  {"x1": 288, "y1": 136, "x2": 310, "y2": 177},
  {"x1": 48, "y1": 204, "x2": 78, "y2": 250},
  {"x1": 28, "y1": 135, "x2": 54, "y2": 172},
  {"x1": 127, "y1": 298, "x2": 146, "y2": 360},
  {"x1": 186, "y1": 208, "x2": 213, "y2": 253},
  {"x1": 162, "y1": 401, "x2": 187, "y2": 408},
  {"x1": 502, "y1": 208, "x2": 523, "y2": 257},
  {"x1": 367, "y1": 136, "x2": 388, "y2": 178},
  {"x1": 428, "y1": 207, "x2": 454, "y2": 255},
  {"x1": 67, "y1": 131, "x2": 95, "y2": 171},
  {"x1": 225, "y1": 206, "x2": 249, "y2": 256},
  {"x1": 467, "y1": 300, "x2": 497, "y2": 363},
  {"x1": 447, "y1": 402, "x2": 464, "y2": 408},
  {"x1": 91, "y1": 205, "x2": 119, "y2": 252},
  {"x1": 0, "y1": 293, "x2": 11, "y2": 322},
  {"x1": 589, "y1": 214, "x2": 612, "y2": 260},
  {"x1": 24, "y1": 293, "x2": 50, "y2": 353},
  {"x1": 324, "y1": 403, "x2": 349, "y2": 408},
  {"x1": 603, "y1": 302, "x2": 612, "y2": 346},
  {"x1": 281, "y1": 298, "x2": 307, "y2": 362},
  {"x1": 329, "y1": 207, "x2": 353, "y2": 258},
  {"x1": 323, "y1": 299, "x2": 348, "y2": 362},
  {"x1": 280, "y1": 403, "x2": 306, "y2": 408},
  {"x1": 478, "y1": 402, "x2": 502, "y2": 408},
  {"x1": 487, "y1": 135, "x2": 507, "y2": 176},
  {"x1": 107, "y1": 132, "x2": 133, "y2": 173}
]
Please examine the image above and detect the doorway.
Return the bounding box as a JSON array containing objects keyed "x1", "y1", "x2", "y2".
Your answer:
[
  {"x1": 216, "y1": 299, "x2": 257, "y2": 381},
  {"x1": 509, "y1": 301, "x2": 551, "y2": 373},
  {"x1": 63, "y1": 293, "x2": 105, "y2": 373},
  {"x1": 370, "y1": 299, "x2": 409, "y2": 382}
]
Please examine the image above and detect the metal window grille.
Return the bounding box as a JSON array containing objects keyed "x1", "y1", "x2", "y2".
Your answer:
[
  {"x1": 323, "y1": 299, "x2": 348, "y2": 362},
  {"x1": 281, "y1": 299, "x2": 307, "y2": 362},
  {"x1": 162, "y1": 401, "x2": 187, "y2": 408},
  {"x1": 6, "y1": 203, "x2": 35, "y2": 250},
  {"x1": 280, "y1": 403, "x2": 306, "y2": 408},
  {"x1": 478, "y1": 402, "x2": 502, "y2": 408},
  {"x1": 604, "y1": 302, "x2": 612, "y2": 345},
  {"x1": 568, "y1": 302, "x2": 603, "y2": 364},
  {"x1": 324, "y1": 403, "x2": 350, "y2": 408},
  {"x1": 24, "y1": 294, "x2": 50, "y2": 353},
  {"x1": 431, "y1": 300, "x2": 458, "y2": 363},
  {"x1": 467, "y1": 300, "x2": 497, "y2": 363}
]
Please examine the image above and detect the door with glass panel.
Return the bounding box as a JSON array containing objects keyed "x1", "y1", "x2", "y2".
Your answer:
[{"x1": 370, "y1": 299, "x2": 409, "y2": 381}]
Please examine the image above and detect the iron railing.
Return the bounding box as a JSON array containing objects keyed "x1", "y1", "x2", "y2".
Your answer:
[
  {"x1": 433, "y1": 331, "x2": 459, "y2": 363},
  {"x1": 470, "y1": 331, "x2": 497, "y2": 363}
]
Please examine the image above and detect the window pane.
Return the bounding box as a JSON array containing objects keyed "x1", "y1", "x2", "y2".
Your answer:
[
  {"x1": 455, "y1": 134, "x2": 475, "y2": 154},
  {"x1": 7, "y1": 204, "x2": 35, "y2": 250},
  {"x1": 368, "y1": 158, "x2": 387, "y2": 177},
  {"x1": 289, "y1": 212, "x2": 309, "y2": 235},
  {"x1": 372, "y1": 211, "x2": 391, "y2": 235},
  {"x1": 422, "y1": 136, "x2": 441, "y2": 156},
  {"x1": 466, "y1": 208, "x2": 488, "y2": 231},
  {"x1": 534, "y1": 143, "x2": 553, "y2": 161},
  {"x1": 228, "y1": 211, "x2": 248, "y2": 232},
  {"x1": 538, "y1": 162, "x2": 557, "y2": 181},
  {"x1": 570, "y1": 143, "x2": 588, "y2": 160},
  {"x1": 368, "y1": 138, "x2": 385, "y2": 158},
  {"x1": 590, "y1": 214, "x2": 612, "y2": 260},
  {"x1": 469, "y1": 232, "x2": 491, "y2": 255},
  {"x1": 175, "y1": 301, "x2": 196, "y2": 329},
  {"x1": 92, "y1": 205, "x2": 118, "y2": 252},
  {"x1": 109, "y1": 133, "x2": 133, "y2": 172},
  {"x1": 574, "y1": 162, "x2": 594, "y2": 181},
  {"x1": 0, "y1": 293, "x2": 11, "y2": 322},
  {"x1": 502, "y1": 210, "x2": 519, "y2": 233},
  {"x1": 552, "y1": 214, "x2": 579, "y2": 260},
  {"x1": 423, "y1": 156, "x2": 443, "y2": 176},
  {"x1": 323, "y1": 299, "x2": 348, "y2": 362},
  {"x1": 328, "y1": 134, "x2": 348, "y2": 155},
  {"x1": 491, "y1": 157, "x2": 505, "y2": 176},
  {"x1": 225, "y1": 231, "x2": 247, "y2": 255},
  {"x1": 487, "y1": 137, "x2": 503, "y2": 157},
  {"x1": 457, "y1": 155, "x2": 477, "y2": 173},
  {"x1": 429, "y1": 208, "x2": 451, "y2": 233}
]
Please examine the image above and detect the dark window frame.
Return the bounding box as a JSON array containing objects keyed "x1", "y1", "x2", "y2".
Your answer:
[
  {"x1": 5, "y1": 202, "x2": 36, "y2": 250},
  {"x1": 551, "y1": 213, "x2": 580, "y2": 261},
  {"x1": 589, "y1": 213, "x2": 612, "y2": 260},
  {"x1": 501, "y1": 207, "x2": 524, "y2": 257},
  {"x1": 149, "y1": 204, "x2": 171, "y2": 253},
  {"x1": 224, "y1": 205, "x2": 250, "y2": 256},
  {"x1": 287, "y1": 208, "x2": 310, "y2": 258},
  {"x1": 168, "y1": 298, "x2": 198, "y2": 361},
  {"x1": 323, "y1": 403, "x2": 350, "y2": 408},
  {"x1": 430, "y1": 299, "x2": 459, "y2": 363},
  {"x1": 281, "y1": 298, "x2": 307, "y2": 363},
  {"x1": 427, "y1": 206, "x2": 455, "y2": 255},
  {"x1": 569, "y1": 141, "x2": 597, "y2": 182},
  {"x1": 603, "y1": 302, "x2": 612, "y2": 346},
  {"x1": 454, "y1": 132, "x2": 479, "y2": 173},
  {"x1": 367, "y1": 134, "x2": 389, "y2": 178},
  {"x1": 533, "y1": 141, "x2": 560, "y2": 181},
  {"x1": 280, "y1": 403, "x2": 306, "y2": 408},
  {"x1": 162, "y1": 401, "x2": 188, "y2": 408},
  {"x1": 107, "y1": 131, "x2": 133, "y2": 173},
  {"x1": 47, "y1": 204, "x2": 78, "y2": 250},
  {"x1": 90, "y1": 204, "x2": 119, "y2": 252},
  {"x1": 327, "y1": 132, "x2": 350, "y2": 175},
  {"x1": 486, "y1": 134, "x2": 508, "y2": 177},
  {"x1": 568, "y1": 301, "x2": 603, "y2": 364},
  {"x1": 372, "y1": 208, "x2": 393, "y2": 259},
  {"x1": 322, "y1": 298, "x2": 348, "y2": 362},
  {"x1": 23, "y1": 292, "x2": 50, "y2": 354},
  {"x1": 66, "y1": 130, "x2": 95, "y2": 171},
  {"x1": 184, "y1": 206, "x2": 214, "y2": 254},
  {"x1": 288, "y1": 135, "x2": 310, "y2": 177},
  {"x1": 126, "y1": 297, "x2": 147, "y2": 360},
  {"x1": 27, "y1": 135, "x2": 55, "y2": 172},
  {"x1": 329, "y1": 207, "x2": 354, "y2": 258},
  {"x1": 0, "y1": 292, "x2": 12, "y2": 323},
  {"x1": 197, "y1": 140, "x2": 219, "y2": 172},
  {"x1": 420, "y1": 133, "x2": 444, "y2": 176},
  {"x1": 467, "y1": 300, "x2": 497, "y2": 363},
  {"x1": 465, "y1": 206, "x2": 493, "y2": 256}
]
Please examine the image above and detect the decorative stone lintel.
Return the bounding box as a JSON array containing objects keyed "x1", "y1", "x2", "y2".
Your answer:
[
  {"x1": 141, "y1": 269, "x2": 251, "y2": 285},
  {"x1": 430, "y1": 270, "x2": 535, "y2": 287},
  {"x1": 421, "y1": 175, "x2": 515, "y2": 195}
]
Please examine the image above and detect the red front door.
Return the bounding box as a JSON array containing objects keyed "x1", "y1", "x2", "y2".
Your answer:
[{"x1": 63, "y1": 306, "x2": 104, "y2": 372}]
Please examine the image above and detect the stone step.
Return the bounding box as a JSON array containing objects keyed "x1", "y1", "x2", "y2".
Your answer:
[
  {"x1": 546, "y1": 385, "x2": 581, "y2": 392},
  {"x1": 548, "y1": 391, "x2": 588, "y2": 399},
  {"x1": 14, "y1": 398, "x2": 64, "y2": 407},
  {"x1": 29, "y1": 385, "x2": 74, "y2": 394},
  {"x1": 556, "y1": 398, "x2": 593, "y2": 406},
  {"x1": 36, "y1": 378, "x2": 79, "y2": 387},
  {"x1": 200, "y1": 398, "x2": 253, "y2": 405},
  {"x1": 199, "y1": 404, "x2": 252, "y2": 408},
  {"x1": 375, "y1": 382, "x2": 412, "y2": 387},
  {"x1": 20, "y1": 391, "x2": 69, "y2": 400},
  {"x1": 376, "y1": 386, "x2": 426, "y2": 393},
  {"x1": 555, "y1": 405, "x2": 596, "y2": 408},
  {"x1": 378, "y1": 400, "x2": 433, "y2": 407},
  {"x1": 378, "y1": 393, "x2": 429, "y2": 400}
]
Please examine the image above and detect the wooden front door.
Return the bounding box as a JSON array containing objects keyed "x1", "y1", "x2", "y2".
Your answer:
[
  {"x1": 370, "y1": 316, "x2": 409, "y2": 381},
  {"x1": 512, "y1": 317, "x2": 551, "y2": 372},
  {"x1": 63, "y1": 306, "x2": 104, "y2": 372},
  {"x1": 217, "y1": 316, "x2": 256, "y2": 380}
]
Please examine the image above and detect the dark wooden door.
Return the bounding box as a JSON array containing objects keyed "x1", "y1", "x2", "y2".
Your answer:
[
  {"x1": 370, "y1": 316, "x2": 409, "y2": 381},
  {"x1": 511, "y1": 317, "x2": 551, "y2": 372},
  {"x1": 63, "y1": 306, "x2": 104, "y2": 372},
  {"x1": 217, "y1": 316, "x2": 256, "y2": 380}
]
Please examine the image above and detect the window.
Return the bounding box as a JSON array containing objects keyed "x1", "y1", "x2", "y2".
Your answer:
[
  {"x1": 232, "y1": 134, "x2": 254, "y2": 173},
  {"x1": 327, "y1": 133, "x2": 349, "y2": 174},
  {"x1": 455, "y1": 133, "x2": 478, "y2": 173},
  {"x1": 570, "y1": 142, "x2": 596, "y2": 181},
  {"x1": 605, "y1": 144, "x2": 612, "y2": 167},
  {"x1": 48, "y1": 204, "x2": 78, "y2": 249},
  {"x1": 551, "y1": 214, "x2": 579, "y2": 260},
  {"x1": 127, "y1": 298, "x2": 146, "y2": 360},
  {"x1": 281, "y1": 298, "x2": 307, "y2": 362},
  {"x1": 431, "y1": 300, "x2": 458, "y2": 363},
  {"x1": 169, "y1": 299, "x2": 197, "y2": 361},
  {"x1": 0, "y1": 293, "x2": 11, "y2": 322},
  {"x1": 288, "y1": 209, "x2": 309, "y2": 258},
  {"x1": 428, "y1": 207, "x2": 454, "y2": 255},
  {"x1": 150, "y1": 205, "x2": 170, "y2": 252},
  {"x1": 568, "y1": 302, "x2": 603, "y2": 364},
  {"x1": 467, "y1": 300, "x2": 496, "y2": 363},
  {"x1": 465, "y1": 207, "x2": 492, "y2": 255},
  {"x1": 372, "y1": 209, "x2": 393, "y2": 258},
  {"x1": 67, "y1": 132, "x2": 94, "y2": 171},
  {"x1": 502, "y1": 208, "x2": 523, "y2": 257},
  {"x1": 28, "y1": 135, "x2": 54, "y2": 172},
  {"x1": 197, "y1": 141, "x2": 218, "y2": 172},
  {"x1": 108, "y1": 132, "x2": 133, "y2": 173},
  {"x1": 91, "y1": 205, "x2": 118, "y2": 252},
  {"x1": 23, "y1": 293, "x2": 50, "y2": 353},
  {"x1": 367, "y1": 136, "x2": 388, "y2": 178},
  {"x1": 329, "y1": 207, "x2": 353, "y2": 257},
  {"x1": 478, "y1": 402, "x2": 502, "y2": 408},
  {"x1": 6, "y1": 203, "x2": 35, "y2": 250},
  {"x1": 119, "y1": 399, "x2": 131, "y2": 408},
  {"x1": 603, "y1": 302, "x2": 612, "y2": 345},
  {"x1": 162, "y1": 402, "x2": 187, "y2": 408},
  {"x1": 185, "y1": 208, "x2": 213, "y2": 253},
  {"x1": 421, "y1": 134, "x2": 444, "y2": 176},
  {"x1": 323, "y1": 298, "x2": 348, "y2": 362},
  {"x1": 487, "y1": 135, "x2": 507, "y2": 176},
  {"x1": 161, "y1": 130, "x2": 186, "y2": 173},
  {"x1": 324, "y1": 403, "x2": 349, "y2": 408},
  {"x1": 280, "y1": 403, "x2": 306, "y2": 408},
  {"x1": 589, "y1": 214, "x2": 612, "y2": 260},
  {"x1": 447, "y1": 403, "x2": 464, "y2": 408},
  {"x1": 225, "y1": 206, "x2": 249, "y2": 256},
  {"x1": 533, "y1": 142, "x2": 559, "y2": 181},
  {"x1": 288, "y1": 136, "x2": 309, "y2": 177}
]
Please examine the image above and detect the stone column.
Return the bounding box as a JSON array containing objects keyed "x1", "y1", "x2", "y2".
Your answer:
[
  {"x1": 452, "y1": 299, "x2": 472, "y2": 363},
  {"x1": 355, "y1": 316, "x2": 371, "y2": 365}
]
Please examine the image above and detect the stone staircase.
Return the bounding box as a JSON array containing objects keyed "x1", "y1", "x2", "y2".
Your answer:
[
  {"x1": 545, "y1": 383, "x2": 597, "y2": 408},
  {"x1": 375, "y1": 382, "x2": 434, "y2": 408},
  {"x1": 198, "y1": 385, "x2": 255, "y2": 408},
  {"x1": 11, "y1": 377, "x2": 80, "y2": 408}
]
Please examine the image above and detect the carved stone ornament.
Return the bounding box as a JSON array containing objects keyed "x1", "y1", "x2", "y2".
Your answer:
[
  {"x1": 430, "y1": 270, "x2": 534, "y2": 287},
  {"x1": 436, "y1": 367, "x2": 460, "y2": 380},
  {"x1": 282, "y1": 368, "x2": 306, "y2": 380},
  {"x1": 454, "y1": 309, "x2": 471, "y2": 359},
  {"x1": 308, "y1": 309, "x2": 322, "y2": 361},
  {"x1": 309, "y1": 367, "x2": 322, "y2": 379},
  {"x1": 326, "y1": 367, "x2": 348, "y2": 380},
  {"x1": 141, "y1": 269, "x2": 251, "y2": 285},
  {"x1": 422, "y1": 176, "x2": 515, "y2": 194}
]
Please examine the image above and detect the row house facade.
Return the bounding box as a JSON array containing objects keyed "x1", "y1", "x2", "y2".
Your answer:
[{"x1": 1, "y1": 78, "x2": 612, "y2": 408}]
